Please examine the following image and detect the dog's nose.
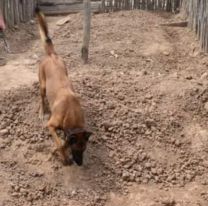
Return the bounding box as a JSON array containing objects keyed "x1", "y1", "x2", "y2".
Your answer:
[
  {"x1": 76, "y1": 161, "x2": 82, "y2": 166},
  {"x1": 74, "y1": 157, "x2": 83, "y2": 166},
  {"x1": 72, "y1": 151, "x2": 83, "y2": 166}
]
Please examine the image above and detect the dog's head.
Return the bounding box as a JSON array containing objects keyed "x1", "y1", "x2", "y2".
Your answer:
[{"x1": 65, "y1": 128, "x2": 92, "y2": 166}]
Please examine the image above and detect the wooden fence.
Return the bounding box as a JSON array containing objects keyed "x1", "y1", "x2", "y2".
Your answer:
[
  {"x1": 0, "y1": 0, "x2": 37, "y2": 28},
  {"x1": 39, "y1": 0, "x2": 100, "y2": 15},
  {"x1": 0, "y1": 0, "x2": 183, "y2": 21},
  {"x1": 100, "y1": 0, "x2": 183, "y2": 13},
  {"x1": 1, "y1": 0, "x2": 208, "y2": 54},
  {"x1": 182, "y1": 0, "x2": 208, "y2": 52}
]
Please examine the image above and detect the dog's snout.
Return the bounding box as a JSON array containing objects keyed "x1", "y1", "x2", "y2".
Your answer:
[
  {"x1": 75, "y1": 159, "x2": 83, "y2": 166},
  {"x1": 72, "y1": 151, "x2": 83, "y2": 166}
]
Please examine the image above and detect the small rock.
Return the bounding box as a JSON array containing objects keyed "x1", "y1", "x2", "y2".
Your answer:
[
  {"x1": 142, "y1": 178, "x2": 149, "y2": 184},
  {"x1": 139, "y1": 152, "x2": 148, "y2": 161},
  {"x1": 185, "y1": 75, "x2": 193, "y2": 80},
  {"x1": 110, "y1": 50, "x2": 118, "y2": 58},
  {"x1": 14, "y1": 185, "x2": 20, "y2": 192},
  {"x1": 0, "y1": 129, "x2": 9, "y2": 136},
  {"x1": 94, "y1": 194, "x2": 102, "y2": 202},
  {"x1": 171, "y1": 138, "x2": 176, "y2": 144},
  {"x1": 163, "y1": 51, "x2": 170, "y2": 56},
  {"x1": 172, "y1": 72, "x2": 179, "y2": 78},
  {"x1": 129, "y1": 172, "x2": 136, "y2": 181},
  {"x1": 146, "y1": 58, "x2": 152, "y2": 62},
  {"x1": 20, "y1": 188, "x2": 28, "y2": 196},
  {"x1": 204, "y1": 102, "x2": 208, "y2": 111},
  {"x1": 175, "y1": 140, "x2": 181, "y2": 147},
  {"x1": 145, "y1": 119, "x2": 155, "y2": 128},
  {"x1": 118, "y1": 95, "x2": 125, "y2": 100},
  {"x1": 151, "y1": 168, "x2": 157, "y2": 175},
  {"x1": 14, "y1": 25, "x2": 19, "y2": 30},
  {"x1": 122, "y1": 171, "x2": 130, "y2": 181},
  {"x1": 168, "y1": 174, "x2": 176, "y2": 181},
  {"x1": 30, "y1": 20, "x2": 35, "y2": 25},
  {"x1": 161, "y1": 198, "x2": 176, "y2": 206},
  {"x1": 145, "y1": 94, "x2": 153, "y2": 100},
  {"x1": 201, "y1": 72, "x2": 208, "y2": 80},
  {"x1": 101, "y1": 135, "x2": 108, "y2": 141},
  {"x1": 109, "y1": 151, "x2": 114, "y2": 158},
  {"x1": 31, "y1": 170, "x2": 44, "y2": 177},
  {"x1": 56, "y1": 16, "x2": 71, "y2": 26},
  {"x1": 185, "y1": 173, "x2": 193, "y2": 181},
  {"x1": 135, "y1": 177, "x2": 141, "y2": 183},
  {"x1": 201, "y1": 179, "x2": 208, "y2": 185},
  {"x1": 145, "y1": 130, "x2": 151, "y2": 135},
  {"x1": 145, "y1": 162, "x2": 151, "y2": 169},
  {"x1": 107, "y1": 103, "x2": 116, "y2": 110},
  {"x1": 102, "y1": 122, "x2": 111, "y2": 131},
  {"x1": 142, "y1": 70, "x2": 148, "y2": 75},
  {"x1": 11, "y1": 192, "x2": 19, "y2": 197},
  {"x1": 71, "y1": 190, "x2": 77, "y2": 196}
]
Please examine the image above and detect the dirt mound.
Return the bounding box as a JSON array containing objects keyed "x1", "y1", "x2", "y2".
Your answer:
[
  {"x1": 0, "y1": 83, "x2": 120, "y2": 206},
  {"x1": 1, "y1": 10, "x2": 208, "y2": 206},
  {"x1": 0, "y1": 22, "x2": 37, "y2": 56}
]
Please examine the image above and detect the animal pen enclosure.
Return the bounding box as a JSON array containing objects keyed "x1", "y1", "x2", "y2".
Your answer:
[
  {"x1": 0, "y1": 0, "x2": 37, "y2": 28},
  {"x1": 100, "y1": 0, "x2": 208, "y2": 53},
  {"x1": 2, "y1": 0, "x2": 208, "y2": 204},
  {"x1": 1, "y1": 0, "x2": 208, "y2": 53}
]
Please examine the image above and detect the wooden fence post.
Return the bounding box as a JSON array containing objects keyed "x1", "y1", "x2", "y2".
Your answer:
[
  {"x1": 0, "y1": 0, "x2": 36, "y2": 28},
  {"x1": 181, "y1": 0, "x2": 208, "y2": 52},
  {"x1": 81, "y1": 0, "x2": 91, "y2": 64}
]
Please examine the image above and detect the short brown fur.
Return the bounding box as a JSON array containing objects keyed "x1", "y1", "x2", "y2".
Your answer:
[{"x1": 35, "y1": 7, "x2": 91, "y2": 165}]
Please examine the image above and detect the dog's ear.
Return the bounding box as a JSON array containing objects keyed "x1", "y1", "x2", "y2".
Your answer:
[{"x1": 84, "y1": 131, "x2": 92, "y2": 141}]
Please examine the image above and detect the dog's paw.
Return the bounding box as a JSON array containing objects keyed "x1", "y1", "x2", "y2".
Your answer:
[
  {"x1": 62, "y1": 158, "x2": 73, "y2": 166},
  {"x1": 47, "y1": 153, "x2": 55, "y2": 162},
  {"x1": 39, "y1": 112, "x2": 44, "y2": 121},
  {"x1": 51, "y1": 146, "x2": 73, "y2": 166}
]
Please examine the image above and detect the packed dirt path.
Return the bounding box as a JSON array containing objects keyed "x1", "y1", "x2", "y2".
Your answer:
[{"x1": 1, "y1": 10, "x2": 208, "y2": 206}]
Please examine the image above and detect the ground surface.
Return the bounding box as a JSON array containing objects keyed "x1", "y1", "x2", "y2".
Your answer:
[{"x1": 0, "y1": 10, "x2": 208, "y2": 206}]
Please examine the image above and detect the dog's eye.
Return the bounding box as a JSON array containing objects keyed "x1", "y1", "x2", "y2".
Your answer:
[{"x1": 69, "y1": 135, "x2": 77, "y2": 145}]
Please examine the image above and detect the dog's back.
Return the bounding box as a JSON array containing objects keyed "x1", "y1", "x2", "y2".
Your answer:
[
  {"x1": 40, "y1": 56, "x2": 72, "y2": 103},
  {"x1": 35, "y1": 7, "x2": 83, "y2": 123},
  {"x1": 35, "y1": 8, "x2": 76, "y2": 107}
]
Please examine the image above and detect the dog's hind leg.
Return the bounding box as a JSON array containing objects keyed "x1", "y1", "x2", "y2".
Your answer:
[{"x1": 38, "y1": 66, "x2": 46, "y2": 122}]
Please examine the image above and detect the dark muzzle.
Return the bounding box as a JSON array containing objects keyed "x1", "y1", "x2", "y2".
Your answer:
[{"x1": 72, "y1": 151, "x2": 83, "y2": 166}]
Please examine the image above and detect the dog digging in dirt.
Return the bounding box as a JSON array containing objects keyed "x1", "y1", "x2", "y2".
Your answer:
[{"x1": 35, "y1": 7, "x2": 92, "y2": 166}]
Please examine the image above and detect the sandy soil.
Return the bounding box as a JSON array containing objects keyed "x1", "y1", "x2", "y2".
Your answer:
[{"x1": 0, "y1": 10, "x2": 208, "y2": 206}]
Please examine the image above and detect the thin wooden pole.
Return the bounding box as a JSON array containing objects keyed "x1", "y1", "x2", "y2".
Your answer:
[{"x1": 81, "y1": 0, "x2": 91, "y2": 64}]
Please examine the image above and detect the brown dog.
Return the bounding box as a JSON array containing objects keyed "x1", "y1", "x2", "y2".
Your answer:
[{"x1": 35, "y1": 7, "x2": 92, "y2": 166}]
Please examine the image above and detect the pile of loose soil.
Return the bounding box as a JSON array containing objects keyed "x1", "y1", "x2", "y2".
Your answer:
[{"x1": 0, "y1": 10, "x2": 208, "y2": 206}]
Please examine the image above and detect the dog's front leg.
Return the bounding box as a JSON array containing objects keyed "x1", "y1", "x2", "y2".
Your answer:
[{"x1": 47, "y1": 123, "x2": 69, "y2": 165}]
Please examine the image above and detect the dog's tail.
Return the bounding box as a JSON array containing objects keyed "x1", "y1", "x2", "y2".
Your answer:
[{"x1": 35, "y1": 7, "x2": 55, "y2": 55}]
